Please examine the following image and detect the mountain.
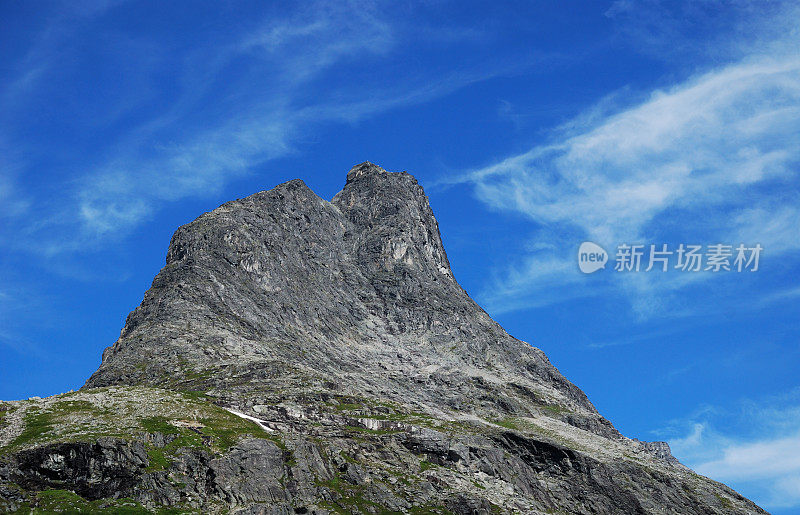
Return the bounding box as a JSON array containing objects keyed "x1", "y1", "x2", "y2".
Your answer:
[{"x1": 0, "y1": 163, "x2": 765, "y2": 514}]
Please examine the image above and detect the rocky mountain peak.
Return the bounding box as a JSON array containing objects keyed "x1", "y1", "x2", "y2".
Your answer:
[
  {"x1": 0, "y1": 162, "x2": 766, "y2": 515},
  {"x1": 343, "y1": 160, "x2": 388, "y2": 182},
  {"x1": 333, "y1": 161, "x2": 452, "y2": 279},
  {"x1": 87, "y1": 162, "x2": 620, "y2": 443}
]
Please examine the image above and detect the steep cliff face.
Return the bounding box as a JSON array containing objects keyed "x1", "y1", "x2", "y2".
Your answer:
[
  {"x1": 85, "y1": 162, "x2": 609, "y2": 436},
  {"x1": 0, "y1": 163, "x2": 766, "y2": 514}
]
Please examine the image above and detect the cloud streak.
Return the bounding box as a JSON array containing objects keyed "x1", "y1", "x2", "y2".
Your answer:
[
  {"x1": 669, "y1": 394, "x2": 800, "y2": 509},
  {"x1": 2, "y1": 1, "x2": 505, "y2": 255},
  {"x1": 70, "y1": 2, "x2": 394, "y2": 240},
  {"x1": 451, "y1": 34, "x2": 800, "y2": 315}
]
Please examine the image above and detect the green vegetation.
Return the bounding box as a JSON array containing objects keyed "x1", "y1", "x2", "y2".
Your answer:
[
  {"x1": 714, "y1": 493, "x2": 734, "y2": 509},
  {"x1": 178, "y1": 390, "x2": 210, "y2": 401},
  {"x1": 340, "y1": 451, "x2": 359, "y2": 465},
  {"x1": 6, "y1": 399, "x2": 126, "y2": 457},
  {"x1": 316, "y1": 474, "x2": 402, "y2": 515},
  {"x1": 471, "y1": 479, "x2": 486, "y2": 490},
  {"x1": 0, "y1": 405, "x2": 12, "y2": 428},
  {"x1": 0, "y1": 388, "x2": 272, "y2": 462},
  {"x1": 10, "y1": 409, "x2": 54, "y2": 448},
  {"x1": 491, "y1": 417, "x2": 519, "y2": 430},
  {"x1": 139, "y1": 409, "x2": 269, "y2": 470},
  {"x1": 11, "y1": 489, "x2": 151, "y2": 514},
  {"x1": 181, "y1": 368, "x2": 213, "y2": 382},
  {"x1": 312, "y1": 456, "x2": 458, "y2": 515},
  {"x1": 334, "y1": 402, "x2": 363, "y2": 411},
  {"x1": 325, "y1": 395, "x2": 481, "y2": 437},
  {"x1": 6, "y1": 489, "x2": 215, "y2": 514},
  {"x1": 4, "y1": 397, "x2": 112, "y2": 451},
  {"x1": 419, "y1": 460, "x2": 434, "y2": 472},
  {"x1": 9, "y1": 488, "x2": 206, "y2": 514},
  {"x1": 57, "y1": 400, "x2": 104, "y2": 413},
  {"x1": 146, "y1": 446, "x2": 172, "y2": 472},
  {"x1": 542, "y1": 404, "x2": 567, "y2": 416}
]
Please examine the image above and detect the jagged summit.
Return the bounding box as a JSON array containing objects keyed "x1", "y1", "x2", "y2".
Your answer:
[
  {"x1": 333, "y1": 161, "x2": 453, "y2": 279},
  {"x1": 343, "y1": 160, "x2": 414, "y2": 183},
  {"x1": 0, "y1": 163, "x2": 763, "y2": 514},
  {"x1": 344, "y1": 161, "x2": 388, "y2": 181},
  {"x1": 86, "y1": 162, "x2": 605, "y2": 433}
]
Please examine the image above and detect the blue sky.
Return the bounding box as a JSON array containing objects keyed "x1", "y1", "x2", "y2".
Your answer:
[{"x1": 1, "y1": 0, "x2": 799, "y2": 511}]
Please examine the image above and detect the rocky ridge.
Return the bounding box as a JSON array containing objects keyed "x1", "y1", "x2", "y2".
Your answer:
[{"x1": 0, "y1": 162, "x2": 765, "y2": 514}]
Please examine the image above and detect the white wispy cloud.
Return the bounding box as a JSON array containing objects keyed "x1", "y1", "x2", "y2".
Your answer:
[
  {"x1": 69, "y1": 2, "x2": 394, "y2": 239},
  {"x1": 605, "y1": 0, "x2": 800, "y2": 63},
  {"x1": 697, "y1": 433, "x2": 800, "y2": 482},
  {"x1": 669, "y1": 394, "x2": 800, "y2": 509},
  {"x1": 462, "y1": 55, "x2": 800, "y2": 241},
  {"x1": 2, "y1": 1, "x2": 508, "y2": 254},
  {"x1": 0, "y1": 137, "x2": 31, "y2": 224},
  {"x1": 0, "y1": 283, "x2": 49, "y2": 358},
  {"x1": 239, "y1": 1, "x2": 394, "y2": 81},
  {"x1": 0, "y1": 176, "x2": 29, "y2": 221},
  {"x1": 451, "y1": 28, "x2": 800, "y2": 314}
]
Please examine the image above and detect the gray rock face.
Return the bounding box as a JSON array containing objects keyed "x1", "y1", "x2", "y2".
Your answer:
[
  {"x1": 633, "y1": 439, "x2": 685, "y2": 467},
  {"x1": 0, "y1": 162, "x2": 766, "y2": 513},
  {"x1": 87, "y1": 162, "x2": 611, "y2": 436}
]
